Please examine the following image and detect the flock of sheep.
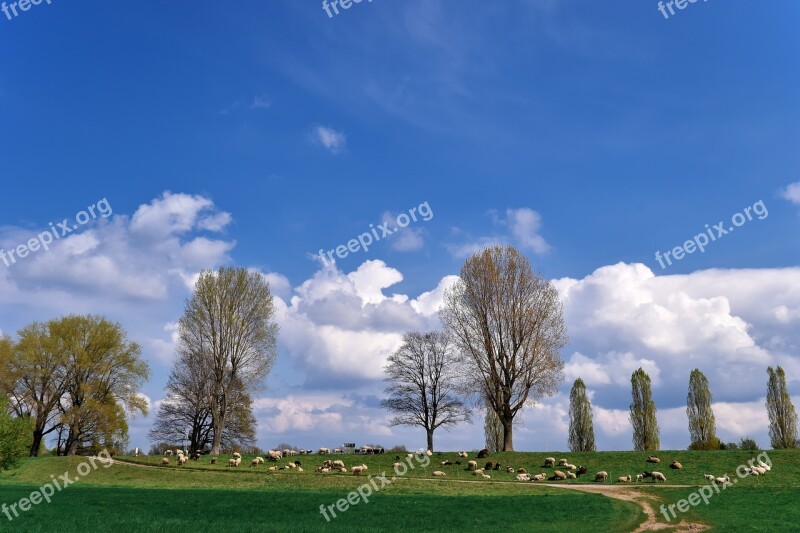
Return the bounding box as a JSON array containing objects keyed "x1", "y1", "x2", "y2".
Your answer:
[{"x1": 155, "y1": 447, "x2": 773, "y2": 487}]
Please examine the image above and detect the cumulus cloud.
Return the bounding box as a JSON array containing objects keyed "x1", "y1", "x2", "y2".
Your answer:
[
  {"x1": 312, "y1": 125, "x2": 346, "y2": 153},
  {"x1": 780, "y1": 181, "x2": 800, "y2": 205},
  {"x1": 446, "y1": 207, "x2": 549, "y2": 258}
]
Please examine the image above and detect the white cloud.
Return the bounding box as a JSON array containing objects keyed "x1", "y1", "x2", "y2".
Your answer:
[
  {"x1": 250, "y1": 94, "x2": 271, "y2": 110},
  {"x1": 313, "y1": 125, "x2": 346, "y2": 154},
  {"x1": 505, "y1": 207, "x2": 550, "y2": 253},
  {"x1": 780, "y1": 181, "x2": 800, "y2": 205}
]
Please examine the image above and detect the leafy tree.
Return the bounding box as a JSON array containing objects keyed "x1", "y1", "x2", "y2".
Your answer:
[
  {"x1": 687, "y1": 369, "x2": 718, "y2": 450},
  {"x1": 178, "y1": 267, "x2": 278, "y2": 455},
  {"x1": 568, "y1": 378, "x2": 596, "y2": 452},
  {"x1": 629, "y1": 368, "x2": 660, "y2": 451},
  {"x1": 381, "y1": 331, "x2": 471, "y2": 451},
  {"x1": 0, "y1": 397, "x2": 32, "y2": 470},
  {"x1": 441, "y1": 245, "x2": 567, "y2": 451},
  {"x1": 766, "y1": 366, "x2": 798, "y2": 449},
  {"x1": 54, "y1": 315, "x2": 150, "y2": 455},
  {"x1": 739, "y1": 436, "x2": 760, "y2": 451}
]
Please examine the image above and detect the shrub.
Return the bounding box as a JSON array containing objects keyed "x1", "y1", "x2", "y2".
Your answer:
[
  {"x1": 388, "y1": 444, "x2": 408, "y2": 453},
  {"x1": 688, "y1": 437, "x2": 722, "y2": 451},
  {"x1": 0, "y1": 399, "x2": 32, "y2": 470},
  {"x1": 739, "y1": 437, "x2": 759, "y2": 451}
]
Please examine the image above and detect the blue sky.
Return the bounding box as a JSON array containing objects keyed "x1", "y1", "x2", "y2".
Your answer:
[{"x1": 1, "y1": 0, "x2": 799, "y2": 452}]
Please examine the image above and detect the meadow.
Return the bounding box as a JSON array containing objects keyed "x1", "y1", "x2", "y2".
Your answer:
[{"x1": 0, "y1": 450, "x2": 798, "y2": 532}]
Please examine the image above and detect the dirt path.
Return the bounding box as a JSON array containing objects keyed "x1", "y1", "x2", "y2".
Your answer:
[
  {"x1": 541, "y1": 483, "x2": 709, "y2": 532},
  {"x1": 108, "y1": 459, "x2": 710, "y2": 531}
]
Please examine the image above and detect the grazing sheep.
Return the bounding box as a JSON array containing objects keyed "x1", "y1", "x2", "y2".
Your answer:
[
  {"x1": 558, "y1": 458, "x2": 568, "y2": 466},
  {"x1": 577, "y1": 466, "x2": 588, "y2": 476},
  {"x1": 564, "y1": 463, "x2": 577, "y2": 470},
  {"x1": 318, "y1": 448, "x2": 330, "y2": 455},
  {"x1": 251, "y1": 458, "x2": 260, "y2": 467},
  {"x1": 506, "y1": 467, "x2": 515, "y2": 473},
  {"x1": 458, "y1": 451, "x2": 468, "y2": 458},
  {"x1": 544, "y1": 457, "x2": 556, "y2": 467},
  {"x1": 433, "y1": 471, "x2": 446, "y2": 477},
  {"x1": 493, "y1": 463, "x2": 501, "y2": 471},
  {"x1": 636, "y1": 474, "x2": 644, "y2": 482},
  {"x1": 518, "y1": 468, "x2": 527, "y2": 474},
  {"x1": 287, "y1": 462, "x2": 296, "y2": 469},
  {"x1": 594, "y1": 471, "x2": 609, "y2": 482},
  {"x1": 297, "y1": 467, "x2": 304, "y2": 472},
  {"x1": 228, "y1": 458, "x2": 237, "y2": 467},
  {"x1": 332, "y1": 460, "x2": 345, "y2": 469},
  {"x1": 352, "y1": 465, "x2": 366, "y2": 476},
  {"x1": 211, "y1": 457, "x2": 218, "y2": 465},
  {"x1": 441, "y1": 460, "x2": 453, "y2": 466},
  {"x1": 178, "y1": 455, "x2": 189, "y2": 466},
  {"x1": 516, "y1": 473, "x2": 531, "y2": 481},
  {"x1": 567, "y1": 472, "x2": 577, "y2": 479},
  {"x1": 407, "y1": 453, "x2": 414, "y2": 459},
  {"x1": 269, "y1": 451, "x2": 283, "y2": 462},
  {"x1": 757, "y1": 460, "x2": 771, "y2": 472},
  {"x1": 467, "y1": 461, "x2": 478, "y2": 471},
  {"x1": 233, "y1": 452, "x2": 242, "y2": 459},
  {"x1": 645, "y1": 471, "x2": 666, "y2": 483},
  {"x1": 254, "y1": 457, "x2": 264, "y2": 465},
  {"x1": 618, "y1": 475, "x2": 632, "y2": 483},
  {"x1": 477, "y1": 449, "x2": 489, "y2": 459},
  {"x1": 647, "y1": 456, "x2": 661, "y2": 464},
  {"x1": 455, "y1": 461, "x2": 462, "y2": 465},
  {"x1": 426, "y1": 450, "x2": 433, "y2": 456},
  {"x1": 318, "y1": 467, "x2": 330, "y2": 473},
  {"x1": 714, "y1": 474, "x2": 730, "y2": 486},
  {"x1": 473, "y1": 469, "x2": 484, "y2": 476},
  {"x1": 532, "y1": 473, "x2": 547, "y2": 482},
  {"x1": 703, "y1": 474, "x2": 715, "y2": 481},
  {"x1": 484, "y1": 461, "x2": 494, "y2": 471},
  {"x1": 393, "y1": 462, "x2": 402, "y2": 468},
  {"x1": 161, "y1": 458, "x2": 170, "y2": 466},
  {"x1": 482, "y1": 474, "x2": 491, "y2": 479},
  {"x1": 753, "y1": 466, "x2": 766, "y2": 475},
  {"x1": 164, "y1": 450, "x2": 173, "y2": 456},
  {"x1": 551, "y1": 470, "x2": 567, "y2": 480},
  {"x1": 670, "y1": 461, "x2": 683, "y2": 470}
]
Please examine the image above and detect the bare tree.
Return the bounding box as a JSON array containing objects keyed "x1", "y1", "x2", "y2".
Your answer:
[
  {"x1": 767, "y1": 366, "x2": 798, "y2": 449},
  {"x1": 178, "y1": 267, "x2": 278, "y2": 455},
  {"x1": 483, "y1": 401, "x2": 504, "y2": 452},
  {"x1": 381, "y1": 331, "x2": 471, "y2": 451},
  {"x1": 441, "y1": 245, "x2": 567, "y2": 451}
]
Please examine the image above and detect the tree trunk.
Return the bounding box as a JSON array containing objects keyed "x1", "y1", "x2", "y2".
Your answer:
[
  {"x1": 29, "y1": 429, "x2": 44, "y2": 457},
  {"x1": 426, "y1": 429, "x2": 434, "y2": 452},
  {"x1": 502, "y1": 418, "x2": 514, "y2": 451}
]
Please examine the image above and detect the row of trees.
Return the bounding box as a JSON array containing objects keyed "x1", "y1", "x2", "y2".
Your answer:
[
  {"x1": 567, "y1": 366, "x2": 799, "y2": 451},
  {"x1": 382, "y1": 245, "x2": 568, "y2": 451},
  {"x1": 149, "y1": 267, "x2": 278, "y2": 454},
  {"x1": 0, "y1": 315, "x2": 150, "y2": 457}
]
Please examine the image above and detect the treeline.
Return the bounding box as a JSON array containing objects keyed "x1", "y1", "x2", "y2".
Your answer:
[
  {"x1": 0, "y1": 315, "x2": 150, "y2": 460},
  {"x1": 567, "y1": 366, "x2": 799, "y2": 451}
]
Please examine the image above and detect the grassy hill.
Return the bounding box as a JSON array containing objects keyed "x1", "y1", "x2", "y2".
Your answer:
[{"x1": 1, "y1": 449, "x2": 798, "y2": 532}]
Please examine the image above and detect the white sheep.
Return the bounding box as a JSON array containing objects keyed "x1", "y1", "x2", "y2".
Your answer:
[
  {"x1": 564, "y1": 463, "x2": 577, "y2": 470},
  {"x1": 635, "y1": 474, "x2": 644, "y2": 482},
  {"x1": 393, "y1": 462, "x2": 402, "y2": 468},
  {"x1": 567, "y1": 472, "x2": 577, "y2": 479},
  {"x1": 544, "y1": 457, "x2": 556, "y2": 467},
  {"x1": 251, "y1": 458, "x2": 260, "y2": 467},
  {"x1": 473, "y1": 468, "x2": 484, "y2": 476},
  {"x1": 703, "y1": 474, "x2": 715, "y2": 481},
  {"x1": 232, "y1": 452, "x2": 241, "y2": 459},
  {"x1": 161, "y1": 458, "x2": 170, "y2": 466},
  {"x1": 287, "y1": 462, "x2": 296, "y2": 469},
  {"x1": 228, "y1": 458, "x2": 237, "y2": 467},
  {"x1": 407, "y1": 453, "x2": 414, "y2": 459},
  {"x1": 557, "y1": 458, "x2": 568, "y2": 466},
  {"x1": 458, "y1": 451, "x2": 468, "y2": 458},
  {"x1": 618, "y1": 475, "x2": 632, "y2": 483},
  {"x1": 506, "y1": 467, "x2": 515, "y2": 473},
  {"x1": 753, "y1": 466, "x2": 766, "y2": 475},
  {"x1": 433, "y1": 471, "x2": 446, "y2": 476},
  {"x1": 332, "y1": 460, "x2": 345, "y2": 469},
  {"x1": 164, "y1": 450, "x2": 173, "y2": 456},
  {"x1": 426, "y1": 450, "x2": 433, "y2": 456},
  {"x1": 552, "y1": 470, "x2": 567, "y2": 480},
  {"x1": 532, "y1": 473, "x2": 547, "y2": 481},
  {"x1": 467, "y1": 460, "x2": 478, "y2": 471},
  {"x1": 649, "y1": 471, "x2": 667, "y2": 483},
  {"x1": 516, "y1": 473, "x2": 531, "y2": 481},
  {"x1": 757, "y1": 460, "x2": 771, "y2": 472},
  {"x1": 595, "y1": 471, "x2": 608, "y2": 482},
  {"x1": 352, "y1": 465, "x2": 366, "y2": 475},
  {"x1": 297, "y1": 467, "x2": 304, "y2": 472},
  {"x1": 319, "y1": 448, "x2": 330, "y2": 455},
  {"x1": 482, "y1": 474, "x2": 491, "y2": 479},
  {"x1": 714, "y1": 474, "x2": 730, "y2": 485}
]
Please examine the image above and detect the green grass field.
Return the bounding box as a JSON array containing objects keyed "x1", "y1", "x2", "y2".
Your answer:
[{"x1": 0, "y1": 450, "x2": 797, "y2": 532}]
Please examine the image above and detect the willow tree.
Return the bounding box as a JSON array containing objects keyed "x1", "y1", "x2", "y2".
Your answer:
[
  {"x1": 687, "y1": 369, "x2": 718, "y2": 450},
  {"x1": 179, "y1": 267, "x2": 278, "y2": 455},
  {"x1": 766, "y1": 366, "x2": 798, "y2": 449},
  {"x1": 568, "y1": 378, "x2": 596, "y2": 452},
  {"x1": 441, "y1": 245, "x2": 567, "y2": 451},
  {"x1": 381, "y1": 331, "x2": 471, "y2": 451},
  {"x1": 630, "y1": 368, "x2": 660, "y2": 451},
  {"x1": 484, "y1": 401, "x2": 504, "y2": 452}
]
